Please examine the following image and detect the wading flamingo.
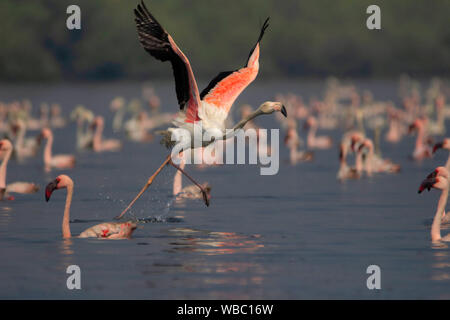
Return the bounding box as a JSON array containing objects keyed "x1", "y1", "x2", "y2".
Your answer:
[
  {"x1": 45, "y1": 175, "x2": 137, "y2": 239},
  {"x1": 409, "y1": 118, "x2": 432, "y2": 160},
  {"x1": 304, "y1": 116, "x2": 332, "y2": 150},
  {"x1": 39, "y1": 128, "x2": 76, "y2": 172},
  {"x1": 418, "y1": 168, "x2": 450, "y2": 242},
  {"x1": 70, "y1": 105, "x2": 94, "y2": 150},
  {"x1": 337, "y1": 131, "x2": 364, "y2": 180},
  {"x1": 10, "y1": 118, "x2": 40, "y2": 161},
  {"x1": 352, "y1": 137, "x2": 400, "y2": 175},
  {"x1": 116, "y1": 2, "x2": 286, "y2": 219},
  {"x1": 284, "y1": 121, "x2": 313, "y2": 164},
  {"x1": 0, "y1": 139, "x2": 39, "y2": 200},
  {"x1": 92, "y1": 116, "x2": 122, "y2": 152}
]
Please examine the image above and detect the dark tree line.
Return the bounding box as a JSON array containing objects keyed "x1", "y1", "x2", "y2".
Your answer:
[{"x1": 0, "y1": 0, "x2": 449, "y2": 81}]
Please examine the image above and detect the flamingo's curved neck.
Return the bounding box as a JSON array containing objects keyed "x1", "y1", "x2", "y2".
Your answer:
[
  {"x1": 0, "y1": 147, "x2": 12, "y2": 189},
  {"x1": 225, "y1": 109, "x2": 264, "y2": 140},
  {"x1": 431, "y1": 186, "x2": 448, "y2": 242},
  {"x1": 415, "y1": 126, "x2": 425, "y2": 150},
  {"x1": 44, "y1": 135, "x2": 53, "y2": 166},
  {"x1": 93, "y1": 123, "x2": 103, "y2": 150},
  {"x1": 355, "y1": 150, "x2": 363, "y2": 174},
  {"x1": 16, "y1": 125, "x2": 25, "y2": 147},
  {"x1": 307, "y1": 124, "x2": 317, "y2": 145},
  {"x1": 365, "y1": 146, "x2": 374, "y2": 175},
  {"x1": 445, "y1": 152, "x2": 450, "y2": 173},
  {"x1": 63, "y1": 184, "x2": 73, "y2": 238}
]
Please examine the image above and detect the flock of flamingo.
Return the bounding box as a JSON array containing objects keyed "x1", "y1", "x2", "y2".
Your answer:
[{"x1": 1, "y1": 1, "x2": 449, "y2": 244}]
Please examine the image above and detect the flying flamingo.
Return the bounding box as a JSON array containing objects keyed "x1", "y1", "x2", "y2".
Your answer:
[
  {"x1": 92, "y1": 116, "x2": 123, "y2": 152},
  {"x1": 39, "y1": 128, "x2": 76, "y2": 172},
  {"x1": 0, "y1": 139, "x2": 39, "y2": 200},
  {"x1": 173, "y1": 153, "x2": 211, "y2": 201},
  {"x1": 418, "y1": 168, "x2": 450, "y2": 242},
  {"x1": 45, "y1": 175, "x2": 137, "y2": 239},
  {"x1": 116, "y1": 2, "x2": 286, "y2": 219}
]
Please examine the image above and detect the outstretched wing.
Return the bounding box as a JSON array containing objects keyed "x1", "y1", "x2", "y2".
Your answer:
[
  {"x1": 200, "y1": 17, "x2": 270, "y2": 114},
  {"x1": 134, "y1": 1, "x2": 200, "y2": 123}
]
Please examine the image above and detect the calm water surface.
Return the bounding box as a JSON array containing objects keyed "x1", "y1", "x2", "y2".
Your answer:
[{"x1": 0, "y1": 81, "x2": 449, "y2": 299}]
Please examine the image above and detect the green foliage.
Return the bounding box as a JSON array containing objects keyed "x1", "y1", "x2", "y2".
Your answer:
[{"x1": 0, "y1": 0, "x2": 448, "y2": 81}]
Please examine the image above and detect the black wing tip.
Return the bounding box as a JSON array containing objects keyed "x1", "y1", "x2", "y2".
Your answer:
[{"x1": 257, "y1": 17, "x2": 270, "y2": 43}]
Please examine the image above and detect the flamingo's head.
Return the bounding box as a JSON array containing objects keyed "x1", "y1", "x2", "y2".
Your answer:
[
  {"x1": 0, "y1": 139, "x2": 13, "y2": 152},
  {"x1": 350, "y1": 134, "x2": 364, "y2": 152},
  {"x1": 358, "y1": 138, "x2": 374, "y2": 153},
  {"x1": 40, "y1": 128, "x2": 52, "y2": 139},
  {"x1": 303, "y1": 116, "x2": 316, "y2": 130},
  {"x1": 418, "y1": 175, "x2": 448, "y2": 194},
  {"x1": 110, "y1": 97, "x2": 125, "y2": 111},
  {"x1": 45, "y1": 175, "x2": 73, "y2": 201},
  {"x1": 91, "y1": 116, "x2": 104, "y2": 129},
  {"x1": 433, "y1": 138, "x2": 450, "y2": 154},
  {"x1": 408, "y1": 118, "x2": 424, "y2": 134},
  {"x1": 259, "y1": 101, "x2": 287, "y2": 118},
  {"x1": 427, "y1": 166, "x2": 450, "y2": 181}
]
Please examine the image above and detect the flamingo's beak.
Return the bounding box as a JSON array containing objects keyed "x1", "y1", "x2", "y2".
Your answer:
[
  {"x1": 281, "y1": 105, "x2": 287, "y2": 118},
  {"x1": 418, "y1": 177, "x2": 436, "y2": 194},
  {"x1": 45, "y1": 179, "x2": 59, "y2": 202},
  {"x1": 433, "y1": 142, "x2": 443, "y2": 154}
]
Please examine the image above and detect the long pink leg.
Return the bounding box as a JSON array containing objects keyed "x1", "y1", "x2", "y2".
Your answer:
[{"x1": 115, "y1": 154, "x2": 172, "y2": 219}]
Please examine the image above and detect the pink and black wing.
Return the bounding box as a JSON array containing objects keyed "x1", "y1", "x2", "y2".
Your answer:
[
  {"x1": 134, "y1": 1, "x2": 200, "y2": 122},
  {"x1": 200, "y1": 17, "x2": 270, "y2": 113}
]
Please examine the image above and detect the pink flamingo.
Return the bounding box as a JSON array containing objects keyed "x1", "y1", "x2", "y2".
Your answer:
[
  {"x1": 39, "y1": 128, "x2": 75, "y2": 172},
  {"x1": 45, "y1": 175, "x2": 137, "y2": 239},
  {"x1": 116, "y1": 3, "x2": 286, "y2": 219},
  {"x1": 304, "y1": 116, "x2": 332, "y2": 149},
  {"x1": 0, "y1": 139, "x2": 39, "y2": 200},
  {"x1": 409, "y1": 118, "x2": 432, "y2": 160},
  {"x1": 355, "y1": 137, "x2": 400, "y2": 175},
  {"x1": 418, "y1": 168, "x2": 450, "y2": 242},
  {"x1": 425, "y1": 166, "x2": 450, "y2": 224},
  {"x1": 92, "y1": 116, "x2": 122, "y2": 152},
  {"x1": 337, "y1": 131, "x2": 364, "y2": 180},
  {"x1": 284, "y1": 124, "x2": 313, "y2": 164}
]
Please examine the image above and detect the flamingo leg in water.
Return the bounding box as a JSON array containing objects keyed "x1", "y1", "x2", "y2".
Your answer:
[
  {"x1": 115, "y1": 154, "x2": 172, "y2": 219},
  {"x1": 168, "y1": 158, "x2": 210, "y2": 207}
]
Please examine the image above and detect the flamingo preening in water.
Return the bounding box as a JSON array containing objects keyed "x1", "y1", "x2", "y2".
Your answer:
[
  {"x1": 418, "y1": 167, "x2": 450, "y2": 242},
  {"x1": 39, "y1": 128, "x2": 76, "y2": 172},
  {"x1": 116, "y1": 2, "x2": 286, "y2": 219},
  {"x1": 0, "y1": 139, "x2": 39, "y2": 200},
  {"x1": 45, "y1": 175, "x2": 137, "y2": 239}
]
